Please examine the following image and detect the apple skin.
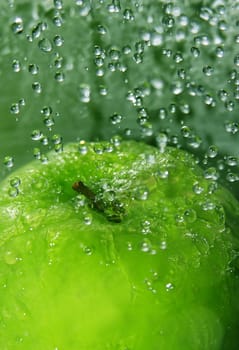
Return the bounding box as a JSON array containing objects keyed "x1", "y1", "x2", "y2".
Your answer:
[{"x1": 0, "y1": 140, "x2": 239, "y2": 349}]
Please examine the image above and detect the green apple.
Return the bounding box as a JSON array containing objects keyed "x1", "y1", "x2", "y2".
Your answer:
[{"x1": 0, "y1": 140, "x2": 239, "y2": 350}]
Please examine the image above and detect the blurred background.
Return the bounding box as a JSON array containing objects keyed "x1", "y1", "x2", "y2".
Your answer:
[{"x1": 0, "y1": 0, "x2": 238, "y2": 197}]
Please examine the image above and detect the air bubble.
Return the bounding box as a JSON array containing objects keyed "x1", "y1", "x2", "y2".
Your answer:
[
  {"x1": 38, "y1": 38, "x2": 53, "y2": 53},
  {"x1": 41, "y1": 106, "x2": 52, "y2": 116},
  {"x1": 225, "y1": 121, "x2": 239, "y2": 134}
]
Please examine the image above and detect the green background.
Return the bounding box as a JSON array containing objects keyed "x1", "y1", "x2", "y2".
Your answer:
[{"x1": 0, "y1": 0, "x2": 239, "y2": 197}]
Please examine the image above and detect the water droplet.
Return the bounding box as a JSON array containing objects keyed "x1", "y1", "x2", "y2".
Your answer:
[
  {"x1": 207, "y1": 145, "x2": 218, "y2": 158},
  {"x1": 225, "y1": 156, "x2": 238, "y2": 167},
  {"x1": 12, "y1": 59, "x2": 21, "y2": 72},
  {"x1": 31, "y1": 129, "x2": 43, "y2": 141},
  {"x1": 53, "y1": 35, "x2": 64, "y2": 47},
  {"x1": 10, "y1": 177, "x2": 21, "y2": 188},
  {"x1": 162, "y1": 14, "x2": 175, "y2": 28},
  {"x1": 184, "y1": 209, "x2": 197, "y2": 223},
  {"x1": 110, "y1": 113, "x2": 123, "y2": 125},
  {"x1": 33, "y1": 148, "x2": 41, "y2": 159},
  {"x1": 225, "y1": 101, "x2": 234, "y2": 112},
  {"x1": 215, "y1": 46, "x2": 224, "y2": 58},
  {"x1": 193, "y1": 182, "x2": 204, "y2": 194},
  {"x1": 8, "y1": 187, "x2": 19, "y2": 198},
  {"x1": 134, "y1": 186, "x2": 149, "y2": 200},
  {"x1": 203, "y1": 65, "x2": 214, "y2": 76},
  {"x1": 53, "y1": 16, "x2": 63, "y2": 27},
  {"x1": 174, "y1": 52, "x2": 183, "y2": 63},
  {"x1": 123, "y1": 8, "x2": 135, "y2": 21},
  {"x1": 38, "y1": 38, "x2": 53, "y2": 53},
  {"x1": 218, "y1": 20, "x2": 227, "y2": 31},
  {"x1": 10, "y1": 103, "x2": 20, "y2": 114},
  {"x1": 52, "y1": 134, "x2": 63, "y2": 145},
  {"x1": 11, "y1": 17, "x2": 23, "y2": 34},
  {"x1": 28, "y1": 63, "x2": 39, "y2": 75},
  {"x1": 155, "y1": 132, "x2": 168, "y2": 152},
  {"x1": 78, "y1": 140, "x2": 88, "y2": 154},
  {"x1": 141, "y1": 220, "x2": 151, "y2": 234},
  {"x1": 226, "y1": 172, "x2": 239, "y2": 183},
  {"x1": 165, "y1": 282, "x2": 174, "y2": 291},
  {"x1": 83, "y1": 211, "x2": 92, "y2": 225},
  {"x1": 43, "y1": 116, "x2": 55, "y2": 130},
  {"x1": 32, "y1": 82, "x2": 42, "y2": 94},
  {"x1": 171, "y1": 81, "x2": 183, "y2": 95},
  {"x1": 93, "y1": 143, "x2": 104, "y2": 154},
  {"x1": 97, "y1": 24, "x2": 107, "y2": 35},
  {"x1": 41, "y1": 106, "x2": 52, "y2": 116},
  {"x1": 3, "y1": 156, "x2": 14, "y2": 168},
  {"x1": 140, "y1": 239, "x2": 152, "y2": 253},
  {"x1": 133, "y1": 53, "x2": 143, "y2": 64},
  {"x1": 55, "y1": 71, "x2": 65, "y2": 82},
  {"x1": 191, "y1": 46, "x2": 200, "y2": 58},
  {"x1": 79, "y1": 84, "x2": 91, "y2": 103},
  {"x1": 54, "y1": 0, "x2": 63, "y2": 9},
  {"x1": 217, "y1": 89, "x2": 228, "y2": 102},
  {"x1": 224, "y1": 120, "x2": 239, "y2": 134},
  {"x1": 84, "y1": 247, "x2": 93, "y2": 255},
  {"x1": 4, "y1": 251, "x2": 18, "y2": 265},
  {"x1": 204, "y1": 167, "x2": 219, "y2": 180}
]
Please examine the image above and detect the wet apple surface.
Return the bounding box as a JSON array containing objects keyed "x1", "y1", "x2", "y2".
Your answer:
[{"x1": 0, "y1": 141, "x2": 238, "y2": 349}]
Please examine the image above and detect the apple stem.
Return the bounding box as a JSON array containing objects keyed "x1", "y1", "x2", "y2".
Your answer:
[{"x1": 72, "y1": 181, "x2": 124, "y2": 223}]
